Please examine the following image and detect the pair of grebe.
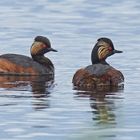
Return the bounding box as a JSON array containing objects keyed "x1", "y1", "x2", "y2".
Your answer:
[{"x1": 0, "y1": 36, "x2": 124, "y2": 90}]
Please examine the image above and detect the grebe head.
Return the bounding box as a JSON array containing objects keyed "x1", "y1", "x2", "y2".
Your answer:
[
  {"x1": 91, "y1": 37, "x2": 122, "y2": 64},
  {"x1": 31, "y1": 36, "x2": 57, "y2": 56}
]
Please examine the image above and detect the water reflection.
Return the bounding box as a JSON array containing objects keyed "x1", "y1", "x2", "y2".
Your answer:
[
  {"x1": 74, "y1": 87, "x2": 124, "y2": 125},
  {"x1": 0, "y1": 75, "x2": 54, "y2": 110}
]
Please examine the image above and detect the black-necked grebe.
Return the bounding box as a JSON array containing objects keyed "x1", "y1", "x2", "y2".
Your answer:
[
  {"x1": 0, "y1": 36, "x2": 57, "y2": 75},
  {"x1": 72, "y1": 37, "x2": 124, "y2": 91}
]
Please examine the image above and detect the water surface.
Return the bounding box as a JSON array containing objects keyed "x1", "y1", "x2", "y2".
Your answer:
[{"x1": 0, "y1": 0, "x2": 140, "y2": 140}]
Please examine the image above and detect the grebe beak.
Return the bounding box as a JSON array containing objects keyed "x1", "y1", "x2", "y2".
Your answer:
[
  {"x1": 113, "y1": 49, "x2": 123, "y2": 53},
  {"x1": 48, "y1": 48, "x2": 58, "y2": 52}
]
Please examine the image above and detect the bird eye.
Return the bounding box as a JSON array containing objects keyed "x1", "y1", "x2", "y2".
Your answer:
[
  {"x1": 42, "y1": 44, "x2": 47, "y2": 48},
  {"x1": 108, "y1": 47, "x2": 112, "y2": 51}
]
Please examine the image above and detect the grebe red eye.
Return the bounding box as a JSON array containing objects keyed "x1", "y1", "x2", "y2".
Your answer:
[
  {"x1": 108, "y1": 47, "x2": 112, "y2": 51},
  {"x1": 41, "y1": 43, "x2": 46, "y2": 48}
]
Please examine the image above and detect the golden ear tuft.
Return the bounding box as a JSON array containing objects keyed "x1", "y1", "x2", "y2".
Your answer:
[
  {"x1": 31, "y1": 41, "x2": 45, "y2": 55},
  {"x1": 98, "y1": 46, "x2": 109, "y2": 60}
]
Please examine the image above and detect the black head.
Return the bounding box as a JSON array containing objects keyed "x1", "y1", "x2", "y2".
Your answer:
[
  {"x1": 31, "y1": 36, "x2": 57, "y2": 56},
  {"x1": 91, "y1": 37, "x2": 122, "y2": 64},
  {"x1": 35, "y1": 36, "x2": 51, "y2": 47}
]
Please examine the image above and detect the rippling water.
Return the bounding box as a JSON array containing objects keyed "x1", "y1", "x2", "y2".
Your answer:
[{"x1": 0, "y1": 0, "x2": 140, "y2": 140}]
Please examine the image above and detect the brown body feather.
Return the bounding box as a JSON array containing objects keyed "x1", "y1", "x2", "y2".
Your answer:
[
  {"x1": 72, "y1": 67, "x2": 124, "y2": 90},
  {"x1": 0, "y1": 58, "x2": 40, "y2": 75}
]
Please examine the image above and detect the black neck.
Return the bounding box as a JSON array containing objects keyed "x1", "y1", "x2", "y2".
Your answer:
[
  {"x1": 95, "y1": 60, "x2": 109, "y2": 65},
  {"x1": 32, "y1": 55, "x2": 54, "y2": 68}
]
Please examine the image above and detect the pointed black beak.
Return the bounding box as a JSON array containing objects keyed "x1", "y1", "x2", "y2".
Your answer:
[
  {"x1": 113, "y1": 49, "x2": 123, "y2": 54},
  {"x1": 48, "y1": 48, "x2": 58, "y2": 52}
]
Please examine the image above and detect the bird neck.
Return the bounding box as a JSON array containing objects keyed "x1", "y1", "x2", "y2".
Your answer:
[
  {"x1": 32, "y1": 54, "x2": 54, "y2": 68},
  {"x1": 92, "y1": 59, "x2": 109, "y2": 65}
]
